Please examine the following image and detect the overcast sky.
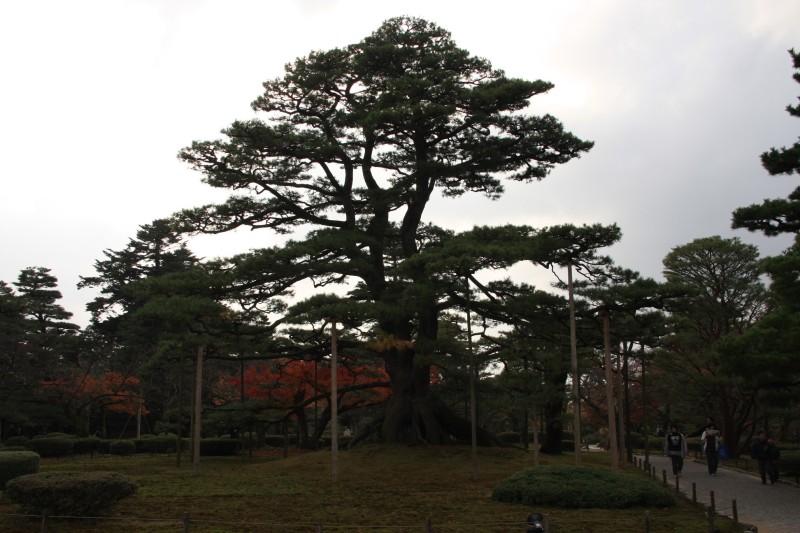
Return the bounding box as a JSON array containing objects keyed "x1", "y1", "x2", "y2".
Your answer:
[{"x1": 1, "y1": 0, "x2": 798, "y2": 327}]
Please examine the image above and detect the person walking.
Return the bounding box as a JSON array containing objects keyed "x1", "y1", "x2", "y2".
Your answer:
[
  {"x1": 751, "y1": 431, "x2": 778, "y2": 485},
  {"x1": 701, "y1": 419, "x2": 721, "y2": 476},
  {"x1": 766, "y1": 436, "x2": 780, "y2": 484},
  {"x1": 663, "y1": 424, "x2": 688, "y2": 477}
]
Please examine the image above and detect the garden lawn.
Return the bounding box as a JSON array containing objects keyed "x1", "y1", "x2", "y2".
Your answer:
[{"x1": 0, "y1": 445, "x2": 743, "y2": 532}]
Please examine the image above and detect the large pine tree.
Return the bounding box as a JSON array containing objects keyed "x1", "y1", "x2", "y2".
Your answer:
[{"x1": 176, "y1": 17, "x2": 593, "y2": 444}]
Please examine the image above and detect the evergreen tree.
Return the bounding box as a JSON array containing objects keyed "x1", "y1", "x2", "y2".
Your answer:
[{"x1": 176, "y1": 17, "x2": 593, "y2": 444}]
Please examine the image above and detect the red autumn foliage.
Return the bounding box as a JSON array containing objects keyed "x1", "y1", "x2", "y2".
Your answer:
[
  {"x1": 223, "y1": 359, "x2": 390, "y2": 409},
  {"x1": 41, "y1": 371, "x2": 146, "y2": 415}
]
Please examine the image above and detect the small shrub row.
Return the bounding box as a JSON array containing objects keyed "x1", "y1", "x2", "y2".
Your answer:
[
  {"x1": 4, "y1": 471, "x2": 137, "y2": 516},
  {"x1": 0, "y1": 451, "x2": 40, "y2": 489},
  {"x1": 3, "y1": 436, "x2": 30, "y2": 447},
  {"x1": 26, "y1": 438, "x2": 74, "y2": 458},
  {"x1": 134, "y1": 435, "x2": 185, "y2": 455},
  {"x1": 108, "y1": 440, "x2": 137, "y2": 456},
  {"x1": 492, "y1": 465, "x2": 676, "y2": 509}
]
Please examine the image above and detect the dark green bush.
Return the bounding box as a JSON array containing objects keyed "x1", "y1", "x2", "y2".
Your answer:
[
  {"x1": 497, "y1": 432, "x2": 521, "y2": 444},
  {"x1": 72, "y1": 436, "x2": 101, "y2": 456},
  {"x1": 0, "y1": 446, "x2": 29, "y2": 452},
  {"x1": 26, "y1": 438, "x2": 74, "y2": 458},
  {"x1": 0, "y1": 451, "x2": 40, "y2": 489},
  {"x1": 5, "y1": 471, "x2": 137, "y2": 516},
  {"x1": 780, "y1": 450, "x2": 800, "y2": 474},
  {"x1": 32, "y1": 432, "x2": 72, "y2": 440},
  {"x1": 135, "y1": 435, "x2": 179, "y2": 454},
  {"x1": 492, "y1": 465, "x2": 676, "y2": 508},
  {"x1": 109, "y1": 440, "x2": 136, "y2": 456},
  {"x1": 200, "y1": 438, "x2": 239, "y2": 456},
  {"x1": 4, "y1": 436, "x2": 29, "y2": 447}
]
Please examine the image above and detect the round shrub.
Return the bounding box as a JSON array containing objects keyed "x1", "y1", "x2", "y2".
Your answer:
[
  {"x1": 200, "y1": 438, "x2": 239, "y2": 456},
  {"x1": 108, "y1": 440, "x2": 136, "y2": 457},
  {"x1": 4, "y1": 471, "x2": 137, "y2": 516},
  {"x1": 26, "y1": 438, "x2": 74, "y2": 458},
  {"x1": 496, "y1": 432, "x2": 521, "y2": 444},
  {"x1": 492, "y1": 465, "x2": 676, "y2": 508},
  {"x1": 0, "y1": 451, "x2": 40, "y2": 489},
  {"x1": 32, "y1": 432, "x2": 72, "y2": 440},
  {"x1": 4, "y1": 436, "x2": 29, "y2": 447},
  {"x1": 72, "y1": 436, "x2": 102, "y2": 456}
]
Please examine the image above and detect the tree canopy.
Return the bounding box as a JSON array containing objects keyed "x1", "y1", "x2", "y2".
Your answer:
[{"x1": 174, "y1": 17, "x2": 595, "y2": 444}]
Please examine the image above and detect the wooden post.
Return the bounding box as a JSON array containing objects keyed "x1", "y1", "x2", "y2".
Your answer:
[
  {"x1": 425, "y1": 518, "x2": 432, "y2": 532},
  {"x1": 644, "y1": 511, "x2": 651, "y2": 533},
  {"x1": 707, "y1": 506, "x2": 714, "y2": 533},
  {"x1": 183, "y1": 512, "x2": 190, "y2": 533},
  {"x1": 616, "y1": 350, "x2": 626, "y2": 464},
  {"x1": 692, "y1": 482, "x2": 697, "y2": 503},
  {"x1": 662, "y1": 469, "x2": 667, "y2": 486},
  {"x1": 732, "y1": 499, "x2": 738, "y2": 524},
  {"x1": 602, "y1": 309, "x2": 618, "y2": 470},
  {"x1": 331, "y1": 318, "x2": 338, "y2": 483},
  {"x1": 40, "y1": 510, "x2": 49, "y2": 533},
  {"x1": 710, "y1": 491, "x2": 715, "y2": 514},
  {"x1": 192, "y1": 345, "x2": 204, "y2": 472},
  {"x1": 567, "y1": 262, "x2": 582, "y2": 465},
  {"x1": 465, "y1": 276, "x2": 478, "y2": 481}
]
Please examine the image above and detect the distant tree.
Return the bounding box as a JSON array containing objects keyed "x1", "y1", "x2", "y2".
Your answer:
[
  {"x1": 0, "y1": 281, "x2": 31, "y2": 439},
  {"x1": 40, "y1": 371, "x2": 145, "y2": 435},
  {"x1": 729, "y1": 49, "x2": 800, "y2": 438},
  {"x1": 732, "y1": 49, "x2": 800, "y2": 235},
  {"x1": 176, "y1": 17, "x2": 593, "y2": 444},
  {"x1": 657, "y1": 236, "x2": 771, "y2": 456}
]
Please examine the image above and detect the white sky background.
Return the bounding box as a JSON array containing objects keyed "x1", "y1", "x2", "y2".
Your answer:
[{"x1": 1, "y1": 0, "x2": 798, "y2": 327}]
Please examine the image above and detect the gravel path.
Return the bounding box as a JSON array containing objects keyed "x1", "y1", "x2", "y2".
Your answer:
[{"x1": 638, "y1": 454, "x2": 800, "y2": 533}]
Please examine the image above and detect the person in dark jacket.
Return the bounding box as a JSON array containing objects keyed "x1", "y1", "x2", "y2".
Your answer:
[
  {"x1": 663, "y1": 424, "x2": 688, "y2": 476},
  {"x1": 766, "y1": 436, "x2": 780, "y2": 484},
  {"x1": 701, "y1": 420, "x2": 721, "y2": 476},
  {"x1": 751, "y1": 431, "x2": 779, "y2": 484}
]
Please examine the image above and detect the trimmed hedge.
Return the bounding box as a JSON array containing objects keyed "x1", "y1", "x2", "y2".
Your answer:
[
  {"x1": 3, "y1": 436, "x2": 29, "y2": 447},
  {"x1": 0, "y1": 446, "x2": 29, "y2": 452},
  {"x1": 72, "y1": 437, "x2": 102, "y2": 456},
  {"x1": 4, "y1": 471, "x2": 137, "y2": 516},
  {"x1": 108, "y1": 440, "x2": 136, "y2": 457},
  {"x1": 134, "y1": 435, "x2": 181, "y2": 455},
  {"x1": 0, "y1": 451, "x2": 40, "y2": 489},
  {"x1": 492, "y1": 465, "x2": 676, "y2": 508},
  {"x1": 496, "y1": 432, "x2": 521, "y2": 444},
  {"x1": 26, "y1": 438, "x2": 74, "y2": 458}
]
